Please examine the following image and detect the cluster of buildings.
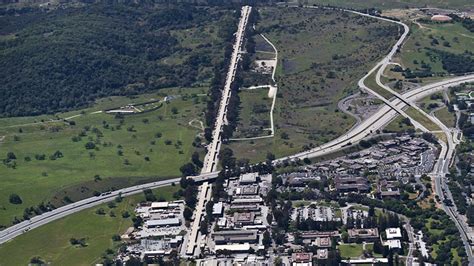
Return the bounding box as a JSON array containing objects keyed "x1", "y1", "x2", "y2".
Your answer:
[
  {"x1": 281, "y1": 135, "x2": 435, "y2": 199},
  {"x1": 116, "y1": 200, "x2": 186, "y2": 262},
  {"x1": 194, "y1": 172, "x2": 273, "y2": 265}
]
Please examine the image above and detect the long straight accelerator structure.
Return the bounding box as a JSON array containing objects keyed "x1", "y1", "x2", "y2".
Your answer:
[
  {"x1": 184, "y1": 6, "x2": 252, "y2": 257},
  {"x1": 201, "y1": 5, "x2": 252, "y2": 173}
]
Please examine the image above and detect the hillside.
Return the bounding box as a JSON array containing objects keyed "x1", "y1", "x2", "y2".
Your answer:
[{"x1": 0, "y1": 4, "x2": 236, "y2": 117}]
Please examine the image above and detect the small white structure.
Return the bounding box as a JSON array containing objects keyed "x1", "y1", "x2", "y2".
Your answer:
[
  {"x1": 385, "y1": 239, "x2": 402, "y2": 249},
  {"x1": 213, "y1": 202, "x2": 224, "y2": 216},
  {"x1": 431, "y1": 14, "x2": 452, "y2": 22},
  {"x1": 214, "y1": 243, "x2": 251, "y2": 252}
]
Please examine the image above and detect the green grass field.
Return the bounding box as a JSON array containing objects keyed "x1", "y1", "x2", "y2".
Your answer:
[
  {"x1": 384, "y1": 115, "x2": 415, "y2": 133},
  {"x1": 225, "y1": 6, "x2": 398, "y2": 162},
  {"x1": 339, "y1": 243, "x2": 364, "y2": 258},
  {"x1": 0, "y1": 185, "x2": 180, "y2": 265},
  {"x1": 399, "y1": 21, "x2": 474, "y2": 75},
  {"x1": 405, "y1": 106, "x2": 441, "y2": 131},
  {"x1": 0, "y1": 87, "x2": 206, "y2": 226},
  {"x1": 234, "y1": 88, "x2": 273, "y2": 138},
  {"x1": 434, "y1": 107, "x2": 457, "y2": 128},
  {"x1": 364, "y1": 67, "x2": 394, "y2": 100}
]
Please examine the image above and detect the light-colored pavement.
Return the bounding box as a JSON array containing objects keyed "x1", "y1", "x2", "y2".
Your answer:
[
  {"x1": 0, "y1": 178, "x2": 181, "y2": 245},
  {"x1": 184, "y1": 6, "x2": 252, "y2": 258},
  {"x1": 201, "y1": 6, "x2": 252, "y2": 174},
  {"x1": 1, "y1": 7, "x2": 473, "y2": 262}
]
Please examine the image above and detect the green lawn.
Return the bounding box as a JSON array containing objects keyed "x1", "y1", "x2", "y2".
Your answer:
[
  {"x1": 384, "y1": 115, "x2": 415, "y2": 133},
  {"x1": 364, "y1": 66, "x2": 394, "y2": 100},
  {"x1": 339, "y1": 243, "x2": 364, "y2": 258},
  {"x1": 399, "y1": 21, "x2": 474, "y2": 75},
  {"x1": 0, "y1": 87, "x2": 206, "y2": 226},
  {"x1": 435, "y1": 107, "x2": 456, "y2": 128},
  {"x1": 405, "y1": 106, "x2": 441, "y2": 131},
  {"x1": 234, "y1": 88, "x2": 273, "y2": 138},
  {"x1": 0, "y1": 186, "x2": 180, "y2": 265}
]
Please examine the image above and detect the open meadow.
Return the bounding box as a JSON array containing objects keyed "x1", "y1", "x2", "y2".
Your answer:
[
  {"x1": 0, "y1": 87, "x2": 206, "y2": 227},
  {"x1": 226, "y1": 6, "x2": 399, "y2": 162},
  {"x1": 0, "y1": 186, "x2": 180, "y2": 265}
]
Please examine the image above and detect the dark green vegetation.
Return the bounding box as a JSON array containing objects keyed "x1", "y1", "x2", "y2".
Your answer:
[
  {"x1": 226, "y1": 6, "x2": 399, "y2": 162},
  {"x1": 0, "y1": 4, "x2": 235, "y2": 116},
  {"x1": 0, "y1": 186, "x2": 180, "y2": 265},
  {"x1": 0, "y1": 87, "x2": 206, "y2": 226},
  {"x1": 305, "y1": 0, "x2": 474, "y2": 10}
]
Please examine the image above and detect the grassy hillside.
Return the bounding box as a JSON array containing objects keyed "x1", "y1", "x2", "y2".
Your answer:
[
  {"x1": 226, "y1": 7, "x2": 398, "y2": 162},
  {"x1": 0, "y1": 185, "x2": 180, "y2": 265},
  {"x1": 0, "y1": 4, "x2": 235, "y2": 117},
  {"x1": 397, "y1": 20, "x2": 474, "y2": 76},
  {"x1": 305, "y1": 0, "x2": 474, "y2": 10},
  {"x1": 0, "y1": 87, "x2": 206, "y2": 226}
]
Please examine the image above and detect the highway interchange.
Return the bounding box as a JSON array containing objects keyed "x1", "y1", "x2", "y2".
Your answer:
[{"x1": 1, "y1": 4, "x2": 474, "y2": 264}]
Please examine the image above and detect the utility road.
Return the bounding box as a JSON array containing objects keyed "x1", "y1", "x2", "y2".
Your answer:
[{"x1": 183, "y1": 5, "x2": 252, "y2": 258}]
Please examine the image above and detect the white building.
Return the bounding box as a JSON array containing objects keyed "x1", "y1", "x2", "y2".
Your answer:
[{"x1": 385, "y1": 228, "x2": 402, "y2": 239}]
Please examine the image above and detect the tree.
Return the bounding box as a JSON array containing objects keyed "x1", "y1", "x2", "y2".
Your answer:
[
  {"x1": 262, "y1": 230, "x2": 272, "y2": 248},
  {"x1": 191, "y1": 151, "x2": 203, "y2": 168},
  {"x1": 9, "y1": 193, "x2": 22, "y2": 204},
  {"x1": 112, "y1": 234, "x2": 121, "y2": 241},
  {"x1": 6, "y1": 152, "x2": 16, "y2": 161},
  {"x1": 184, "y1": 207, "x2": 193, "y2": 220},
  {"x1": 30, "y1": 257, "x2": 45, "y2": 264},
  {"x1": 85, "y1": 142, "x2": 96, "y2": 149},
  {"x1": 341, "y1": 231, "x2": 349, "y2": 243},
  {"x1": 180, "y1": 163, "x2": 197, "y2": 176},
  {"x1": 200, "y1": 220, "x2": 208, "y2": 234}
]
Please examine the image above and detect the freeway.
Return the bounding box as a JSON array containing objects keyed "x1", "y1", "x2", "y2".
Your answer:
[
  {"x1": 0, "y1": 177, "x2": 181, "y2": 245},
  {"x1": 274, "y1": 74, "x2": 474, "y2": 163},
  {"x1": 0, "y1": 6, "x2": 473, "y2": 263}
]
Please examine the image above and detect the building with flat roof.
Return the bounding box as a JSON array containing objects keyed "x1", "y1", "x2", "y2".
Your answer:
[
  {"x1": 348, "y1": 228, "x2": 379, "y2": 242},
  {"x1": 145, "y1": 218, "x2": 180, "y2": 228},
  {"x1": 212, "y1": 202, "x2": 224, "y2": 216},
  {"x1": 232, "y1": 197, "x2": 263, "y2": 205},
  {"x1": 213, "y1": 230, "x2": 258, "y2": 244},
  {"x1": 316, "y1": 249, "x2": 328, "y2": 260},
  {"x1": 236, "y1": 185, "x2": 259, "y2": 195},
  {"x1": 292, "y1": 252, "x2": 313, "y2": 266},
  {"x1": 385, "y1": 227, "x2": 402, "y2": 239},
  {"x1": 215, "y1": 243, "x2": 251, "y2": 252},
  {"x1": 239, "y1": 172, "x2": 258, "y2": 184},
  {"x1": 151, "y1": 202, "x2": 169, "y2": 209},
  {"x1": 233, "y1": 212, "x2": 255, "y2": 226},
  {"x1": 385, "y1": 239, "x2": 402, "y2": 249},
  {"x1": 334, "y1": 176, "x2": 370, "y2": 194}
]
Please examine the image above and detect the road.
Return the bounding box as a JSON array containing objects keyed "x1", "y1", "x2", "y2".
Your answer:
[
  {"x1": 0, "y1": 178, "x2": 181, "y2": 245},
  {"x1": 183, "y1": 5, "x2": 252, "y2": 258},
  {"x1": 0, "y1": 6, "x2": 473, "y2": 262},
  {"x1": 274, "y1": 74, "x2": 474, "y2": 164},
  {"x1": 201, "y1": 5, "x2": 252, "y2": 173}
]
